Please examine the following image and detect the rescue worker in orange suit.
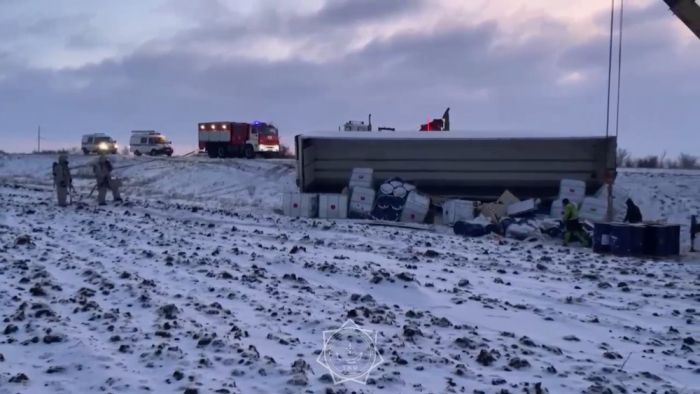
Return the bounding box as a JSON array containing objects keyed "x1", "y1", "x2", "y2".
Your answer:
[
  {"x1": 623, "y1": 198, "x2": 643, "y2": 224},
  {"x1": 562, "y1": 198, "x2": 589, "y2": 247},
  {"x1": 93, "y1": 155, "x2": 122, "y2": 205},
  {"x1": 52, "y1": 154, "x2": 72, "y2": 207}
]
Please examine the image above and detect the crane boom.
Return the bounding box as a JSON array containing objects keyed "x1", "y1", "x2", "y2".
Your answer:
[{"x1": 664, "y1": 0, "x2": 700, "y2": 39}]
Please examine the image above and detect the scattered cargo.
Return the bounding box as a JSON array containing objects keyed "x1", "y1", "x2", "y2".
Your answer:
[
  {"x1": 579, "y1": 197, "x2": 608, "y2": 222},
  {"x1": 442, "y1": 200, "x2": 475, "y2": 225},
  {"x1": 507, "y1": 199, "x2": 538, "y2": 217},
  {"x1": 559, "y1": 179, "x2": 587, "y2": 205},
  {"x1": 349, "y1": 168, "x2": 374, "y2": 190},
  {"x1": 283, "y1": 192, "x2": 318, "y2": 218},
  {"x1": 349, "y1": 186, "x2": 375, "y2": 218},
  {"x1": 400, "y1": 192, "x2": 431, "y2": 223},
  {"x1": 318, "y1": 194, "x2": 348, "y2": 219}
]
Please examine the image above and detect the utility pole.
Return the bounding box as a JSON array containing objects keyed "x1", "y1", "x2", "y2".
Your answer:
[{"x1": 37, "y1": 125, "x2": 41, "y2": 153}]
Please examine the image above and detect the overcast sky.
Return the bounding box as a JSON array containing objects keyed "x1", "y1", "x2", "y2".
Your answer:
[{"x1": 0, "y1": 0, "x2": 698, "y2": 155}]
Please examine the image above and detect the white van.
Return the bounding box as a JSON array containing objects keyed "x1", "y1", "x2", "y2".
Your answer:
[
  {"x1": 129, "y1": 131, "x2": 174, "y2": 156},
  {"x1": 81, "y1": 133, "x2": 118, "y2": 155}
]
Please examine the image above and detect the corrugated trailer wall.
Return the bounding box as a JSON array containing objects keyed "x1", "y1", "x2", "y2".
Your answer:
[{"x1": 296, "y1": 134, "x2": 617, "y2": 199}]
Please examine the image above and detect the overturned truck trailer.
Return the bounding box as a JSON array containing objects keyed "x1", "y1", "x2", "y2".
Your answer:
[{"x1": 295, "y1": 133, "x2": 617, "y2": 199}]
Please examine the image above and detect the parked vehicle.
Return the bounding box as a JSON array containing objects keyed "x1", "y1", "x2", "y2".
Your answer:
[
  {"x1": 81, "y1": 133, "x2": 118, "y2": 155},
  {"x1": 129, "y1": 131, "x2": 173, "y2": 156},
  {"x1": 198, "y1": 121, "x2": 280, "y2": 158}
]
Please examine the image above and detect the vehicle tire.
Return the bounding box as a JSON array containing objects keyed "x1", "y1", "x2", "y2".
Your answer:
[
  {"x1": 150, "y1": 150, "x2": 157, "y2": 156},
  {"x1": 217, "y1": 146, "x2": 227, "y2": 159},
  {"x1": 207, "y1": 147, "x2": 217, "y2": 158},
  {"x1": 82, "y1": 148, "x2": 90, "y2": 155},
  {"x1": 134, "y1": 150, "x2": 142, "y2": 157},
  {"x1": 244, "y1": 145, "x2": 255, "y2": 159},
  {"x1": 167, "y1": 152, "x2": 172, "y2": 157}
]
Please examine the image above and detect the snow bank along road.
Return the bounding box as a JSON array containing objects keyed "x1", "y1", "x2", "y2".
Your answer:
[{"x1": 0, "y1": 154, "x2": 699, "y2": 394}]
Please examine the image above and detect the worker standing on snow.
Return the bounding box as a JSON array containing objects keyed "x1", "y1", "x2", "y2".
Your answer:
[
  {"x1": 93, "y1": 155, "x2": 122, "y2": 205},
  {"x1": 52, "y1": 154, "x2": 72, "y2": 207},
  {"x1": 562, "y1": 198, "x2": 589, "y2": 247},
  {"x1": 623, "y1": 198, "x2": 643, "y2": 224}
]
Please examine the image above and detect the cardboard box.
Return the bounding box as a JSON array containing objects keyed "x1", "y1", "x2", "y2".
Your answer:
[
  {"x1": 283, "y1": 193, "x2": 318, "y2": 218},
  {"x1": 497, "y1": 190, "x2": 520, "y2": 206},
  {"x1": 480, "y1": 202, "x2": 507, "y2": 222},
  {"x1": 319, "y1": 194, "x2": 349, "y2": 219},
  {"x1": 400, "y1": 192, "x2": 430, "y2": 223},
  {"x1": 443, "y1": 200, "x2": 475, "y2": 225}
]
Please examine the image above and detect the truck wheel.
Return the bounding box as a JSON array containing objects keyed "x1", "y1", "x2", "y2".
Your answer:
[
  {"x1": 217, "y1": 146, "x2": 227, "y2": 158},
  {"x1": 82, "y1": 148, "x2": 90, "y2": 155},
  {"x1": 150, "y1": 149, "x2": 157, "y2": 156},
  {"x1": 207, "y1": 148, "x2": 217, "y2": 158},
  {"x1": 134, "y1": 150, "x2": 142, "y2": 157},
  {"x1": 244, "y1": 145, "x2": 255, "y2": 159}
]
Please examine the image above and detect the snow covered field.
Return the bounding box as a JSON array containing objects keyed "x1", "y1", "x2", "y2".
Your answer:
[{"x1": 0, "y1": 154, "x2": 698, "y2": 394}]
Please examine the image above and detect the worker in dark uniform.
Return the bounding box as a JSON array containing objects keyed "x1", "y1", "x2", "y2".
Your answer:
[
  {"x1": 562, "y1": 198, "x2": 589, "y2": 247},
  {"x1": 52, "y1": 154, "x2": 72, "y2": 207},
  {"x1": 93, "y1": 155, "x2": 122, "y2": 205},
  {"x1": 623, "y1": 198, "x2": 643, "y2": 224}
]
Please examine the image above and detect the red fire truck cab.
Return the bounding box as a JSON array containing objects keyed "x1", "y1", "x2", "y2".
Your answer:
[{"x1": 198, "y1": 121, "x2": 281, "y2": 158}]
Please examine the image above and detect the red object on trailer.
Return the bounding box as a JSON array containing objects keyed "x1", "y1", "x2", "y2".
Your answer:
[{"x1": 198, "y1": 121, "x2": 280, "y2": 158}]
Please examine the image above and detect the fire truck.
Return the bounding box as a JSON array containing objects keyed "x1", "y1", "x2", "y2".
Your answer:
[{"x1": 198, "y1": 121, "x2": 281, "y2": 158}]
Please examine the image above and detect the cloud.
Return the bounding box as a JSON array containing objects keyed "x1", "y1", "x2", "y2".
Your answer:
[{"x1": 0, "y1": 0, "x2": 698, "y2": 157}]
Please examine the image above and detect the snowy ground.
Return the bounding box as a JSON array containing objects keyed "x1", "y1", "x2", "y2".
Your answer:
[{"x1": 0, "y1": 154, "x2": 698, "y2": 394}]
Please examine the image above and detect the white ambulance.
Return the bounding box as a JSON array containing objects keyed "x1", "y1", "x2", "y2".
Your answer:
[{"x1": 129, "y1": 131, "x2": 174, "y2": 156}]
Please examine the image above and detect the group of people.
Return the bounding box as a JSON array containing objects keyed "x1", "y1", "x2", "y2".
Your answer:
[
  {"x1": 52, "y1": 154, "x2": 122, "y2": 207},
  {"x1": 561, "y1": 197, "x2": 643, "y2": 247}
]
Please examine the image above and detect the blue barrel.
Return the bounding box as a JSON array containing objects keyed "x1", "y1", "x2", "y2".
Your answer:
[
  {"x1": 643, "y1": 225, "x2": 681, "y2": 256},
  {"x1": 593, "y1": 223, "x2": 612, "y2": 253},
  {"x1": 610, "y1": 223, "x2": 645, "y2": 256},
  {"x1": 666, "y1": 225, "x2": 681, "y2": 256}
]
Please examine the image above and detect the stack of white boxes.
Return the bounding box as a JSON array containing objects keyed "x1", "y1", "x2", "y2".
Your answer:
[
  {"x1": 400, "y1": 191, "x2": 431, "y2": 223},
  {"x1": 349, "y1": 168, "x2": 373, "y2": 189},
  {"x1": 550, "y1": 199, "x2": 565, "y2": 218},
  {"x1": 349, "y1": 186, "x2": 376, "y2": 218},
  {"x1": 283, "y1": 192, "x2": 319, "y2": 218},
  {"x1": 319, "y1": 194, "x2": 349, "y2": 219},
  {"x1": 579, "y1": 197, "x2": 608, "y2": 222},
  {"x1": 551, "y1": 179, "x2": 587, "y2": 219},
  {"x1": 442, "y1": 200, "x2": 475, "y2": 226},
  {"x1": 559, "y1": 179, "x2": 586, "y2": 205}
]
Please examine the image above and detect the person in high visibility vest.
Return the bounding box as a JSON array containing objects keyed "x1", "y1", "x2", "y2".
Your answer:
[{"x1": 562, "y1": 198, "x2": 589, "y2": 247}]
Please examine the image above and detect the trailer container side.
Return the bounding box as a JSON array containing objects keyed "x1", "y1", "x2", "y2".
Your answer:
[{"x1": 295, "y1": 134, "x2": 617, "y2": 199}]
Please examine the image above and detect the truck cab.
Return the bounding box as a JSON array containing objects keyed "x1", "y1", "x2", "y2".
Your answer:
[
  {"x1": 81, "y1": 133, "x2": 118, "y2": 155},
  {"x1": 129, "y1": 131, "x2": 173, "y2": 157}
]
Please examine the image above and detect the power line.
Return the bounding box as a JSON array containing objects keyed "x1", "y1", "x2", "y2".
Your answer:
[
  {"x1": 605, "y1": 0, "x2": 616, "y2": 138},
  {"x1": 615, "y1": 0, "x2": 625, "y2": 138}
]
